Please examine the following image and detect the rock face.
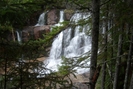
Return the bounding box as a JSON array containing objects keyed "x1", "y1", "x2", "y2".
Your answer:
[
  {"x1": 58, "y1": 72, "x2": 90, "y2": 89},
  {"x1": 22, "y1": 26, "x2": 50, "y2": 42},
  {"x1": 22, "y1": 26, "x2": 34, "y2": 42},
  {"x1": 21, "y1": 9, "x2": 60, "y2": 42},
  {"x1": 33, "y1": 25, "x2": 50, "y2": 40},
  {"x1": 64, "y1": 9, "x2": 74, "y2": 21},
  {"x1": 13, "y1": 9, "x2": 75, "y2": 42},
  {"x1": 70, "y1": 72, "x2": 90, "y2": 89},
  {"x1": 4, "y1": 9, "x2": 75, "y2": 42},
  {"x1": 46, "y1": 9, "x2": 59, "y2": 25}
]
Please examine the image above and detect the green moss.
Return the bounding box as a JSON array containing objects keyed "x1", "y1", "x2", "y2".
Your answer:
[{"x1": 64, "y1": 9, "x2": 74, "y2": 14}]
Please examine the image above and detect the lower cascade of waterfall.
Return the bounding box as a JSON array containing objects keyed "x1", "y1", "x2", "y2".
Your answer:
[{"x1": 43, "y1": 11, "x2": 91, "y2": 74}]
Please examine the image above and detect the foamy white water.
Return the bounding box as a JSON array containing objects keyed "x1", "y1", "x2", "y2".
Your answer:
[
  {"x1": 35, "y1": 12, "x2": 45, "y2": 26},
  {"x1": 43, "y1": 11, "x2": 91, "y2": 74}
]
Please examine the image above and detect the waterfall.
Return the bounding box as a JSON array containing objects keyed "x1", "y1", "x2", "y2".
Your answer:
[
  {"x1": 49, "y1": 31, "x2": 63, "y2": 59},
  {"x1": 59, "y1": 10, "x2": 64, "y2": 23},
  {"x1": 16, "y1": 31, "x2": 21, "y2": 43},
  {"x1": 53, "y1": 10, "x2": 64, "y2": 27},
  {"x1": 35, "y1": 12, "x2": 45, "y2": 26},
  {"x1": 44, "y1": 11, "x2": 91, "y2": 74}
]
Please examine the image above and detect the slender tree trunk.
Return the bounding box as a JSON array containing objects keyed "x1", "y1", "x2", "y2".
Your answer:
[
  {"x1": 128, "y1": 27, "x2": 133, "y2": 89},
  {"x1": 123, "y1": 25, "x2": 133, "y2": 89},
  {"x1": 126, "y1": 1, "x2": 133, "y2": 88},
  {"x1": 20, "y1": 61, "x2": 23, "y2": 89},
  {"x1": 106, "y1": 63, "x2": 113, "y2": 84},
  {"x1": 89, "y1": 0, "x2": 100, "y2": 89},
  {"x1": 4, "y1": 58, "x2": 7, "y2": 89},
  {"x1": 110, "y1": 11, "x2": 114, "y2": 88},
  {"x1": 11, "y1": 29, "x2": 15, "y2": 41},
  {"x1": 130, "y1": 73, "x2": 133, "y2": 89},
  {"x1": 101, "y1": 12, "x2": 108, "y2": 89},
  {"x1": 113, "y1": 27, "x2": 123, "y2": 89}
]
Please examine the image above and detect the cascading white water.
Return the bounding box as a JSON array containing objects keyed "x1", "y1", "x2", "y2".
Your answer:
[
  {"x1": 45, "y1": 11, "x2": 91, "y2": 74},
  {"x1": 54, "y1": 10, "x2": 64, "y2": 27},
  {"x1": 16, "y1": 31, "x2": 21, "y2": 43},
  {"x1": 59, "y1": 10, "x2": 64, "y2": 23},
  {"x1": 35, "y1": 12, "x2": 45, "y2": 26}
]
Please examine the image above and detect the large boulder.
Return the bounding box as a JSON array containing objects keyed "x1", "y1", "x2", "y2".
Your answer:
[
  {"x1": 22, "y1": 25, "x2": 50, "y2": 42},
  {"x1": 33, "y1": 25, "x2": 50, "y2": 40},
  {"x1": 64, "y1": 9, "x2": 74, "y2": 21},
  {"x1": 69, "y1": 72, "x2": 90, "y2": 89},
  {"x1": 46, "y1": 9, "x2": 60, "y2": 25},
  {"x1": 22, "y1": 26, "x2": 34, "y2": 42}
]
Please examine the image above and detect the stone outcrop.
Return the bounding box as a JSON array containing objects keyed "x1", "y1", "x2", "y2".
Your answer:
[
  {"x1": 22, "y1": 26, "x2": 34, "y2": 42},
  {"x1": 21, "y1": 9, "x2": 60, "y2": 42},
  {"x1": 33, "y1": 25, "x2": 50, "y2": 40},
  {"x1": 22, "y1": 26, "x2": 50, "y2": 42},
  {"x1": 64, "y1": 9, "x2": 74, "y2": 21},
  {"x1": 4, "y1": 9, "x2": 75, "y2": 42},
  {"x1": 46, "y1": 9, "x2": 60, "y2": 25},
  {"x1": 70, "y1": 72, "x2": 90, "y2": 89}
]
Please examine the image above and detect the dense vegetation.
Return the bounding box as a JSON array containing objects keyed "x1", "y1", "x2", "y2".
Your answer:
[{"x1": 0, "y1": 0, "x2": 133, "y2": 89}]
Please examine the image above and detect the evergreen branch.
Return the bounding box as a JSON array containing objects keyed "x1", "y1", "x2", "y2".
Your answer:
[
  {"x1": 73, "y1": 1, "x2": 92, "y2": 12},
  {"x1": 100, "y1": 0, "x2": 111, "y2": 7}
]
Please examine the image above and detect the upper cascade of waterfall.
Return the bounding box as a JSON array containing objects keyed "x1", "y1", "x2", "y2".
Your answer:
[
  {"x1": 44, "y1": 11, "x2": 91, "y2": 74},
  {"x1": 53, "y1": 10, "x2": 64, "y2": 27},
  {"x1": 70, "y1": 11, "x2": 90, "y2": 23},
  {"x1": 35, "y1": 12, "x2": 45, "y2": 26},
  {"x1": 59, "y1": 10, "x2": 64, "y2": 23}
]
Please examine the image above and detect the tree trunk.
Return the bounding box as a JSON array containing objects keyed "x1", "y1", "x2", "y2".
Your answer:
[
  {"x1": 113, "y1": 27, "x2": 123, "y2": 89},
  {"x1": 101, "y1": 11, "x2": 108, "y2": 89},
  {"x1": 4, "y1": 58, "x2": 7, "y2": 89},
  {"x1": 128, "y1": 27, "x2": 133, "y2": 89},
  {"x1": 89, "y1": 0, "x2": 100, "y2": 89},
  {"x1": 123, "y1": 25, "x2": 133, "y2": 89},
  {"x1": 130, "y1": 73, "x2": 133, "y2": 89},
  {"x1": 110, "y1": 8, "x2": 114, "y2": 88}
]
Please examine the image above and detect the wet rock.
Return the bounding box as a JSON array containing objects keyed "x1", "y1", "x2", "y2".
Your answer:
[
  {"x1": 46, "y1": 9, "x2": 60, "y2": 25},
  {"x1": 22, "y1": 26, "x2": 34, "y2": 42},
  {"x1": 22, "y1": 30, "x2": 30, "y2": 42},
  {"x1": 62, "y1": 72, "x2": 90, "y2": 89},
  {"x1": 22, "y1": 25, "x2": 50, "y2": 42},
  {"x1": 64, "y1": 9, "x2": 74, "y2": 21},
  {"x1": 33, "y1": 25, "x2": 50, "y2": 39}
]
